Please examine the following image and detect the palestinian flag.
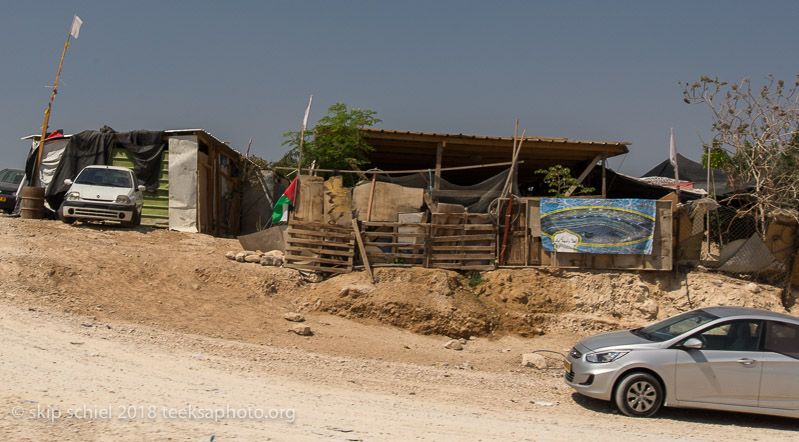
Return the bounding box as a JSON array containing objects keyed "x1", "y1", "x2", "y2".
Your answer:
[{"x1": 272, "y1": 177, "x2": 297, "y2": 224}]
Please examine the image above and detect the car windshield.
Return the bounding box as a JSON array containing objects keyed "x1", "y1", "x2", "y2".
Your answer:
[
  {"x1": 632, "y1": 310, "x2": 719, "y2": 342},
  {"x1": 0, "y1": 169, "x2": 24, "y2": 185},
  {"x1": 75, "y1": 168, "x2": 132, "y2": 188}
]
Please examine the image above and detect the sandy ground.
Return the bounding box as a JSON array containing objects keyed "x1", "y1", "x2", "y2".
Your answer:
[{"x1": 1, "y1": 216, "x2": 797, "y2": 440}]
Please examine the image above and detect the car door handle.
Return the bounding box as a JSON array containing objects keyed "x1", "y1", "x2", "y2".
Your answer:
[{"x1": 736, "y1": 358, "x2": 756, "y2": 366}]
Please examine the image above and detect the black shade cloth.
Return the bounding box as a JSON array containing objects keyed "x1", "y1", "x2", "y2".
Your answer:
[
  {"x1": 369, "y1": 168, "x2": 517, "y2": 213},
  {"x1": 43, "y1": 128, "x2": 166, "y2": 210},
  {"x1": 45, "y1": 130, "x2": 116, "y2": 209},
  {"x1": 115, "y1": 130, "x2": 165, "y2": 192}
]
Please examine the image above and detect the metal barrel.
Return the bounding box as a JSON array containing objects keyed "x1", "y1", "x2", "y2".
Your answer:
[{"x1": 20, "y1": 186, "x2": 45, "y2": 219}]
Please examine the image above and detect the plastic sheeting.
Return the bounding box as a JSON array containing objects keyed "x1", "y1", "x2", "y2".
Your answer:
[
  {"x1": 167, "y1": 136, "x2": 199, "y2": 232},
  {"x1": 716, "y1": 233, "x2": 777, "y2": 273},
  {"x1": 375, "y1": 168, "x2": 518, "y2": 213}
]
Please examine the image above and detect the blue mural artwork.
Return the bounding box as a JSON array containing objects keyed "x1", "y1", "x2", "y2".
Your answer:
[{"x1": 540, "y1": 198, "x2": 657, "y2": 255}]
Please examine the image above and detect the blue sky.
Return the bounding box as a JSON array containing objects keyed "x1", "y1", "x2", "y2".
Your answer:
[{"x1": 2, "y1": 1, "x2": 797, "y2": 176}]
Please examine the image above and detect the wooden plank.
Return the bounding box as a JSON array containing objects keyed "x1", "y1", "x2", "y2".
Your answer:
[
  {"x1": 285, "y1": 238, "x2": 354, "y2": 248},
  {"x1": 362, "y1": 222, "x2": 431, "y2": 228},
  {"x1": 431, "y1": 224, "x2": 495, "y2": 230},
  {"x1": 430, "y1": 246, "x2": 495, "y2": 252},
  {"x1": 285, "y1": 255, "x2": 353, "y2": 266},
  {"x1": 285, "y1": 246, "x2": 354, "y2": 257},
  {"x1": 431, "y1": 234, "x2": 496, "y2": 242},
  {"x1": 287, "y1": 227, "x2": 354, "y2": 240},
  {"x1": 289, "y1": 220, "x2": 353, "y2": 232},
  {"x1": 431, "y1": 263, "x2": 494, "y2": 271},
  {"x1": 352, "y1": 219, "x2": 374, "y2": 282},
  {"x1": 430, "y1": 254, "x2": 496, "y2": 260},
  {"x1": 364, "y1": 242, "x2": 425, "y2": 250},
  {"x1": 363, "y1": 232, "x2": 427, "y2": 239},
  {"x1": 365, "y1": 253, "x2": 426, "y2": 260},
  {"x1": 564, "y1": 153, "x2": 603, "y2": 197},
  {"x1": 284, "y1": 263, "x2": 352, "y2": 274}
]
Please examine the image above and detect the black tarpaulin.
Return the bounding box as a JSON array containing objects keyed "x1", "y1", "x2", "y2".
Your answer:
[
  {"x1": 45, "y1": 130, "x2": 116, "y2": 209},
  {"x1": 44, "y1": 128, "x2": 166, "y2": 210},
  {"x1": 115, "y1": 130, "x2": 165, "y2": 192}
]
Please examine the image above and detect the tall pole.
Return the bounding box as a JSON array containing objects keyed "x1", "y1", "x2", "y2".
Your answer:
[
  {"x1": 33, "y1": 17, "x2": 75, "y2": 187},
  {"x1": 297, "y1": 95, "x2": 313, "y2": 177}
]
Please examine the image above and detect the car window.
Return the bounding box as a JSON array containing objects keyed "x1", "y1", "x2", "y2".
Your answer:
[
  {"x1": 692, "y1": 320, "x2": 762, "y2": 351},
  {"x1": 75, "y1": 169, "x2": 132, "y2": 188},
  {"x1": 635, "y1": 309, "x2": 718, "y2": 341},
  {"x1": 0, "y1": 169, "x2": 24, "y2": 184},
  {"x1": 764, "y1": 321, "x2": 799, "y2": 359}
]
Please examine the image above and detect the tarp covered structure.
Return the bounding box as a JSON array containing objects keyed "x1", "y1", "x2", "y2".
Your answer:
[
  {"x1": 25, "y1": 127, "x2": 165, "y2": 210},
  {"x1": 641, "y1": 153, "x2": 728, "y2": 192}
]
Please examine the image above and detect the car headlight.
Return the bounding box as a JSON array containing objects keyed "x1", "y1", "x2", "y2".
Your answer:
[
  {"x1": 66, "y1": 191, "x2": 80, "y2": 201},
  {"x1": 585, "y1": 350, "x2": 630, "y2": 363},
  {"x1": 115, "y1": 195, "x2": 132, "y2": 204}
]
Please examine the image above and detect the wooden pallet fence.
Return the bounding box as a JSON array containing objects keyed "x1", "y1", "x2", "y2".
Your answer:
[
  {"x1": 284, "y1": 220, "x2": 355, "y2": 274},
  {"x1": 360, "y1": 221, "x2": 429, "y2": 265},
  {"x1": 429, "y1": 212, "x2": 497, "y2": 271}
]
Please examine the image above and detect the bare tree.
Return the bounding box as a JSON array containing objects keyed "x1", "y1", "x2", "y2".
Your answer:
[{"x1": 681, "y1": 75, "x2": 799, "y2": 237}]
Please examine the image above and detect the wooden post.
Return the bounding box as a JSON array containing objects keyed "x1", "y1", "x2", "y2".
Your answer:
[
  {"x1": 601, "y1": 154, "x2": 607, "y2": 197},
  {"x1": 33, "y1": 22, "x2": 74, "y2": 187},
  {"x1": 366, "y1": 172, "x2": 377, "y2": 221},
  {"x1": 434, "y1": 142, "x2": 444, "y2": 198},
  {"x1": 351, "y1": 219, "x2": 374, "y2": 283}
]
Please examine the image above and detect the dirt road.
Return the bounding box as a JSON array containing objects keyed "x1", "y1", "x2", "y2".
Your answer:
[
  {"x1": 0, "y1": 217, "x2": 796, "y2": 440},
  {"x1": 1, "y1": 297, "x2": 796, "y2": 441}
]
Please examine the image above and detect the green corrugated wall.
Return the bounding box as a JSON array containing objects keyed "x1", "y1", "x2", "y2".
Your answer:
[{"x1": 110, "y1": 147, "x2": 169, "y2": 227}]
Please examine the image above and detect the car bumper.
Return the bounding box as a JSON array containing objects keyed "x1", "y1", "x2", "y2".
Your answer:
[
  {"x1": 0, "y1": 195, "x2": 16, "y2": 211},
  {"x1": 564, "y1": 352, "x2": 623, "y2": 401},
  {"x1": 62, "y1": 201, "x2": 136, "y2": 221}
]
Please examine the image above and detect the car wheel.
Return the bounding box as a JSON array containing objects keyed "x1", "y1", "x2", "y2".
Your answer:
[
  {"x1": 123, "y1": 210, "x2": 141, "y2": 228},
  {"x1": 614, "y1": 372, "x2": 663, "y2": 417}
]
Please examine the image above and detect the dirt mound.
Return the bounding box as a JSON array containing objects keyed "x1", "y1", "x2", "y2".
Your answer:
[
  {"x1": 295, "y1": 268, "x2": 492, "y2": 338},
  {"x1": 0, "y1": 217, "x2": 792, "y2": 348}
]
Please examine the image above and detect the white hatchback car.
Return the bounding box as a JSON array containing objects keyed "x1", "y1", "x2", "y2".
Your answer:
[{"x1": 59, "y1": 165, "x2": 145, "y2": 227}]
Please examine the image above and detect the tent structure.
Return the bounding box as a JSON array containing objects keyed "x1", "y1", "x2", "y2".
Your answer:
[
  {"x1": 641, "y1": 153, "x2": 728, "y2": 193},
  {"x1": 22, "y1": 128, "x2": 246, "y2": 236}
]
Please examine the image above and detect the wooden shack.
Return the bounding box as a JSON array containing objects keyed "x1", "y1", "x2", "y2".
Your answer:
[{"x1": 23, "y1": 128, "x2": 243, "y2": 236}]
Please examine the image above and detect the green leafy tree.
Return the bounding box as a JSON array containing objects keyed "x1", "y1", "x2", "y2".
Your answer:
[
  {"x1": 535, "y1": 165, "x2": 594, "y2": 197},
  {"x1": 682, "y1": 75, "x2": 799, "y2": 235},
  {"x1": 277, "y1": 103, "x2": 381, "y2": 178}
]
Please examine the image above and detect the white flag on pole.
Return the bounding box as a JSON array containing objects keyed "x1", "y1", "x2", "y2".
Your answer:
[
  {"x1": 302, "y1": 95, "x2": 313, "y2": 131},
  {"x1": 670, "y1": 128, "x2": 680, "y2": 186},
  {"x1": 70, "y1": 15, "x2": 83, "y2": 39}
]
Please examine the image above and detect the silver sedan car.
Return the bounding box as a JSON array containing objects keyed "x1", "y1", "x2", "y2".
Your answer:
[{"x1": 565, "y1": 306, "x2": 799, "y2": 418}]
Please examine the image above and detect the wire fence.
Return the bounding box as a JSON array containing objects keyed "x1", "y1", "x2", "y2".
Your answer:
[{"x1": 699, "y1": 205, "x2": 794, "y2": 285}]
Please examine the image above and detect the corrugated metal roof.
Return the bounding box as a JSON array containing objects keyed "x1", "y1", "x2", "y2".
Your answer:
[{"x1": 360, "y1": 127, "x2": 631, "y2": 146}]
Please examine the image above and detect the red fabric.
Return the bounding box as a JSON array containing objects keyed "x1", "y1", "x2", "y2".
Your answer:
[{"x1": 284, "y1": 177, "x2": 297, "y2": 203}]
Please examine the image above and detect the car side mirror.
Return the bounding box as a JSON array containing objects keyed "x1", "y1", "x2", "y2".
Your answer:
[
  {"x1": 682, "y1": 337, "x2": 703, "y2": 350},
  {"x1": 137, "y1": 185, "x2": 146, "y2": 191},
  {"x1": 64, "y1": 179, "x2": 73, "y2": 186}
]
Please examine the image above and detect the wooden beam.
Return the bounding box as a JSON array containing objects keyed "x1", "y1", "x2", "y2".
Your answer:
[
  {"x1": 351, "y1": 219, "x2": 374, "y2": 283},
  {"x1": 434, "y1": 142, "x2": 444, "y2": 196},
  {"x1": 273, "y1": 160, "x2": 523, "y2": 175},
  {"x1": 564, "y1": 153, "x2": 603, "y2": 197}
]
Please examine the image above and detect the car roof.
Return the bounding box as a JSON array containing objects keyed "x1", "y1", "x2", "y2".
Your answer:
[{"x1": 701, "y1": 306, "x2": 799, "y2": 323}]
